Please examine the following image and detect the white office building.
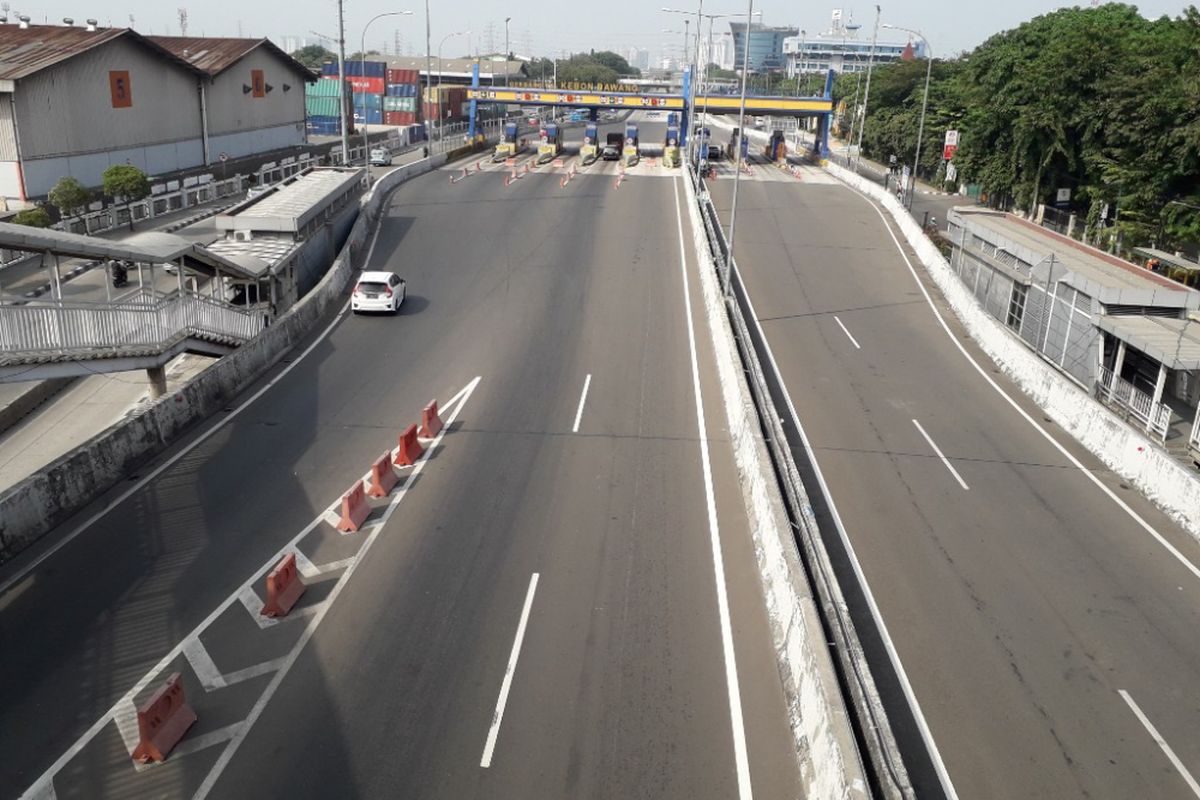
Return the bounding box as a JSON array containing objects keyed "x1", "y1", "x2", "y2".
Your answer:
[{"x1": 784, "y1": 8, "x2": 923, "y2": 76}]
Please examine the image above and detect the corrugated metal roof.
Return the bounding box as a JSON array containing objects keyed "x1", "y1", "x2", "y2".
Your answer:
[
  {"x1": 147, "y1": 36, "x2": 316, "y2": 80},
  {"x1": 383, "y1": 56, "x2": 527, "y2": 78},
  {"x1": 0, "y1": 24, "x2": 201, "y2": 80}
]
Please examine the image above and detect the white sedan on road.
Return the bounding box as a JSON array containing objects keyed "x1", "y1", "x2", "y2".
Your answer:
[{"x1": 351, "y1": 270, "x2": 406, "y2": 314}]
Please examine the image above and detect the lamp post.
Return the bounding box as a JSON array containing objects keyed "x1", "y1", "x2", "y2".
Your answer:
[
  {"x1": 361, "y1": 11, "x2": 413, "y2": 165},
  {"x1": 436, "y1": 29, "x2": 469, "y2": 143},
  {"x1": 663, "y1": 7, "x2": 761, "y2": 160},
  {"x1": 853, "y1": 5, "x2": 881, "y2": 173},
  {"x1": 794, "y1": 29, "x2": 805, "y2": 94},
  {"x1": 883, "y1": 23, "x2": 931, "y2": 208},
  {"x1": 724, "y1": 0, "x2": 754, "y2": 298},
  {"x1": 504, "y1": 16, "x2": 511, "y2": 60}
]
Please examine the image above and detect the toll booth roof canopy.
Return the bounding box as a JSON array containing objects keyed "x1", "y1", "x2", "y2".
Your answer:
[
  {"x1": 1096, "y1": 314, "x2": 1200, "y2": 370},
  {"x1": 218, "y1": 168, "x2": 363, "y2": 233},
  {"x1": 0, "y1": 222, "x2": 259, "y2": 279},
  {"x1": 953, "y1": 208, "x2": 1199, "y2": 306}
]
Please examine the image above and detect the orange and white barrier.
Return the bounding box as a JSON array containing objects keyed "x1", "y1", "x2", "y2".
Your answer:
[
  {"x1": 131, "y1": 673, "x2": 197, "y2": 764},
  {"x1": 262, "y1": 553, "x2": 307, "y2": 617}
]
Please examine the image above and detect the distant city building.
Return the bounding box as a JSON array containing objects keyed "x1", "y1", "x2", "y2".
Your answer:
[
  {"x1": 626, "y1": 47, "x2": 650, "y2": 71},
  {"x1": 728, "y1": 21, "x2": 798, "y2": 72},
  {"x1": 784, "y1": 9, "x2": 923, "y2": 76}
]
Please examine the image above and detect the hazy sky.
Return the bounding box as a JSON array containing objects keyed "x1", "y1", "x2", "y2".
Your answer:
[{"x1": 10, "y1": 1, "x2": 1193, "y2": 59}]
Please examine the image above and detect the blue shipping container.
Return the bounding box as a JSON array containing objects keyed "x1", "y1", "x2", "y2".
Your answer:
[
  {"x1": 352, "y1": 93, "x2": 383, "y2": 110},
  {"x1": 385, "y1": 84, "x2": 420, "y2": 97},
  {"x1": 321, "y1": 62, "x2": 339, "y2": 75},
  {"x1": 341, "y1": 60, "x2": 386, "y2": 78},
  {"x1": 408, "y1": 124, "x2": 426, "y2": 142},
  {"x1": 353, "y1": 108, "x2": 383, "y2": 125}
]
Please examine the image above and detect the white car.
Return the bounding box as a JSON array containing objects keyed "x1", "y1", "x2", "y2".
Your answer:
[
  {"x1": 351, "y1": 270, "x2": 406, "y2": 314},
  {"x1": 369, "y1": 148, "x2": 393, "y2": 166}
]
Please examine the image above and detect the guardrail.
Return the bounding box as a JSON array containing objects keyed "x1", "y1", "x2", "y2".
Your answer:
[
  {"x1": 0, "y1": 289, "x2": 262, "y2": 358},
  {"x1": 1097, "y1": 365, "x2": 1172, "y2": 441},
  {"x1": 688, "y1": 166, "x2": 913, "y2": 798}
]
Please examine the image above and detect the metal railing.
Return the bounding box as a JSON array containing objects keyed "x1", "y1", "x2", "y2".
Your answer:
[
  {"x1": 0, "y1": 289, "x2": 262, "y2": 358},
  {"x1": 1191, "y1": 416, "x2": 1200, "y2": 452},
  {"x1": 1097, "y1": 365, "x2": 1172, "y2": 441}
]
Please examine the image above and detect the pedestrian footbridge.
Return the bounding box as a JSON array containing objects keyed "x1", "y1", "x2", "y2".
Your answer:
[{"x1": 0, "y1": 223, "x2": 268, "y2": 388}]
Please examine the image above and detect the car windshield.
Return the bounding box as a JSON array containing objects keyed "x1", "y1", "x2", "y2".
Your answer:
[{"x1": 357, "y1": 281, "x2": 388, "y2": 293}]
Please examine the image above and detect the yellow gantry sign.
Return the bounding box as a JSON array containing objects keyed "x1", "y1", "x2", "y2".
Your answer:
[
  {"x1": 467, "y1": 88, "x2": 685, "y2": 110},
  {"x1": 692, "y1": 96, "x2": 833, "y2": 114}
]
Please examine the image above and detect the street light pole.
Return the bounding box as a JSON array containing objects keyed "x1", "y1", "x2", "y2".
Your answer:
[
  {"x1": 794, "y1": 29, "x2": 805, "y2": 94},
  {"x1": 504, "y1": 16, "x2": 510, "y2": 59},
  {"x1": 724, "y1": 0, "x2": 753, "y2": 298},
  {"x1": 424, "y1": 0, "x2": 432, "y2": 143},
  {"x1": 336, "y1": 0, "x2": 349, "y2": 164},
  {"x1": 361, "y1": 11, "x2": 413, "y2": 165},
  {"x1": 853, "y1": 5, "x2": 881, "y2": 173},
  {"x1": 437, "y1": 30, "x2": 469, "y2": 142},
  {"x1": 883, "y1": 24, "x2": 932, "y2": 208}
]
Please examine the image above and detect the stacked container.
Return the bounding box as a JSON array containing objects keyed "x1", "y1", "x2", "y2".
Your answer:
[
  {"x1": 422, "y1": 85, "x2": 469, "y2": 127},
  {"x1": 305, "y1": 78, "x2": 349, "y2": 136},
  {"x1": 383, "y1": 68, "x2": 423, "y2": 127}
]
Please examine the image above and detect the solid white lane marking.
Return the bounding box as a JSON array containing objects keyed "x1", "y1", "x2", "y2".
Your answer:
[
  {"x1": 1119, "y1": 690, "x2": 1200, "y2": 798},
  {"x1": 672, "y1": 175, "x2": 754, "y2": 799},
  {"x1": 572, "y1": 374, "x2": 592, "y2": 433},
  {"x1": 193, "y1": 377, "x2": 481, "y2": 799},
  {"x1": 480, "y1": 572, "x2": 540, "y2": 768},
  {"x1": 168, "y1": 722, "x2": 244, "y2": 761},
  {"x1": 854, "y1": 192, "x2": 1200, "y2": 584},
  {"x1": 912, "y1": 419, "x2": 970, "y2": 491},
  {"x1": 183, "y1": 637, "x2": 228, "y2": 691},
  {"x1": 833, "y1": 315, "x2": 862, "y2": 349},
  {"x1": 726, "y1": 239, "x2": 959, "y2": 797},
  {"x1": 18, "y1": 378, "x2": 481, "y2": 799}
]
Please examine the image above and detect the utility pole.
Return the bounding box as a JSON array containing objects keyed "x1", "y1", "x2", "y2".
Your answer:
[
  {"x1": 724, "y1": 0, "x2": 754, "y2": 298},
  {"x1": 424, "y1": 0, "x2": 432, "y2": 143},
  {"x1": 336, "y1": 0, "x2": 349, "y2": 163},
  {"x1": 854, "y1": 5, "x2": 880, "y2": 173}
]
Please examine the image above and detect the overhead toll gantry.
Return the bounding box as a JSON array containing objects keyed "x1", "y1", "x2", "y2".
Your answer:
[{"x1": 466, "y1": 66, "x2": 839, "y2": 158}]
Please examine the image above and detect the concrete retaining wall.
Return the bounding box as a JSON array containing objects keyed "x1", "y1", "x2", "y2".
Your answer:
[
  {"x1": 826, "y1": 160, "x2": 1200, "y2": 539},
  {"x1": 682, "y1": 171, "x2": 868, "y2": 798},
  {"x1": 0, "y1": 153, "x2": 448, "y2": 565}
]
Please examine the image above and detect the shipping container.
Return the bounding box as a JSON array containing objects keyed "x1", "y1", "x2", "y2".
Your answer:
[
  {"x1": 352, "y1": 93, "x2": 383, "y2": 110},
  {"x1": 384, "y1": 111, "x2": 419, "y2": 126},
  {"x1": 321, "y1": 62, "x2": 339, "y2": 76},
  {"x1": 338, "y1": 59, "x2": 386, "y2": 78},
  {"x1": 353, "y1": 107, "x2": 383, "y2": 125},
  {"x1": 386, "y1": 68, "x2": 419, "y2": 84},
  {"x1": 383, "y1": 96, "x2": 418, "y2": 112},
  {"x1": 343, "y1": 76, "x2": 385, "y2": 95},
  {"x1": 306, "y1": 79, "x2": 345, "y2": 97},
  {"x1": 306, "y1": 96, "x2": 342, "y2": 117},
  {"x1": 386, "y1": 83, "x2": 421, "y2": 98},
  {"x1": 306, "y1": 115, "x2": 342, "y2": 135}
]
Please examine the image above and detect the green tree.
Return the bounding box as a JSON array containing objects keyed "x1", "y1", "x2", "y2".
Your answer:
[
  {"x1": 48, "y1": 176, "x2": 91, "y2": 220},
  {"x1": 12, "y1": 207, "x2": 51, "y2": 227},
  {"x1": 291, "y1": 44, "x2": 335, "y2": 70},
  {"x1": 101, "y1": 164, "x2": 151, "y2": 230},
  {"x1": 591, "y1": 50, "x2": 640, "y2": 77}
]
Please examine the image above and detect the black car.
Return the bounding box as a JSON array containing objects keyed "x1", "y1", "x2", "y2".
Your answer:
[
  {"x1": 706, "y1": 144, "x2": 723, "y2": 161},
  {"x1": 601, "y1": 144, "x2": 621, "y2": 161}
]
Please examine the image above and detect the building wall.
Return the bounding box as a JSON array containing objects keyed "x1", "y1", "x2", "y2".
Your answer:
[
  {"x1": 208, "y1": 123, "x2": 307, "y2": 162},
  {"x1": 204, "y1": 47, "x2": 307, "y2": 138},
  {"x1": 21, "y1": 139, "x2": 205, "y2": 197},
  {"x1": 15, "y1": 37, "x2": 202, "y2": 161}
]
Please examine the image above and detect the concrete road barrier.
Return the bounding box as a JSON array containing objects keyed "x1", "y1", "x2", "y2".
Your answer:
[
  {"x1": 367, "y1": 451, "x2": 400, "y2": 498},
  {"x1": 336, "y1": 480, "x2": 371, "y2": 533},
  {"x1": 131, "y1": 673, "x2": 197, "y2": 764},
  {"x1": 394, "y1": 424, "x2": 424, "y2": 467},
  {"x1": 261, "y1": 553, "x2": 307, "y2": 617}
]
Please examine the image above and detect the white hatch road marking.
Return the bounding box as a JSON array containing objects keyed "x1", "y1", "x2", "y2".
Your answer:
[
  {"x1": 912, "y1": 419, "x2": 970, "y2": 491},
  {"x1": 572, "y1": 373, "x2": 593, "y2": 433},
  {"x1": 0, "y1": 191, "x2": 404, "y2": 598},
  {"x1": 833, "y1": 315, "x2": 862, "y2": 350},
  {"x1": 725, "y1": 242, "x2": 959, "y2": 796},
  {"x1": 1119, "y1": 690, "x2": 1200, "y2": 798},
  {"x1": 183, "y1": 637, "x2": 228, "y2": 691},
  {"x1": 18, "y1": 377, "x2": 482, "y2": 800},
  {"x1": 480, "y1": 572, "x2": 540, "y2": 768},
  {"x1": 852, "y1": 191, "x2": 1200, "y2": 584},
  {"x1": 673, "y1": 175, "x2": 754, "y2": 800}
]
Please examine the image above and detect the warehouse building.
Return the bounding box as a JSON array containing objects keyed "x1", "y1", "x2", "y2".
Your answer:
[{"x1": 0, "y1": 21, "x2": 313, "y2": 208}]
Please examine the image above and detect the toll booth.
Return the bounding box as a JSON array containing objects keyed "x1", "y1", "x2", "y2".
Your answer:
[
  {"x1": 765, "y1": 130, "x2": 787, "y2": 163},
  {"x1": 726, "y1": 128, "x2": 749, "y2": 161},
  {"x1": 663, "y1": 116, "x2": 681, "y2": 168},
  {"x1": 494, "y1": 122, "x2": 526, "y2": 162},
  {"x1": 580, "y1": 122, "x2": 600, "y2": 164},
  {"x1": 623, "y1": 123, "x2": 639, "y2": 167},
  {"x1": 537, "y1": 123, "x2": 563, "y2": 164}
]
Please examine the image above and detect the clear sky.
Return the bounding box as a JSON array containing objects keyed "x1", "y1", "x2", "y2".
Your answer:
[{"x1": 9, "y1": 1, "x2": 1193, "y2": 60}]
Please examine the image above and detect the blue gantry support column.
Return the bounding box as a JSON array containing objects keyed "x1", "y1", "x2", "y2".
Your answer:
[
  {"x1": 468, "y1": 63, "x2": 480, "y2": 140},
  {"x1": 680, "y1": 65, "x2": 691, "y2": 149},
  {"x1": 818, "y1": 68, "x2": 835, "y2": 159}
]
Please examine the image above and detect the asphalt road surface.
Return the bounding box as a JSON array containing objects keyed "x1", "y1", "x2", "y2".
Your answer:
[
  {"x1": 707, "y1": 172, "x2": 1200, "y2": 798},
  {"x1": 0, "y1": 117, "x2": 806, "y2": 799}
]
